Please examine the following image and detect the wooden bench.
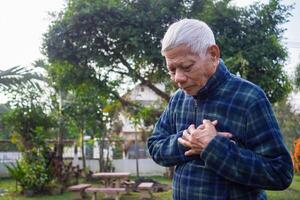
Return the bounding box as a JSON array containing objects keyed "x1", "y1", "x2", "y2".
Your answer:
[
  {"x1": 85, "y1": 187, "x2": 126, "y2": 200},
  {"x1": 68, "y1": 183, "x2": 91, "y2": 199},
  {"x1": 122, "y1": 180, "x2": 135, "y2": 194},
  {"x1": 138, "y1": 182, "x2": 154, "y2": 199}
]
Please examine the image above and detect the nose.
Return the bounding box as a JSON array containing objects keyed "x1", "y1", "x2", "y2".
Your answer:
[{"x1": 174, "y1": 69, "x2": 187, "y2": 83}]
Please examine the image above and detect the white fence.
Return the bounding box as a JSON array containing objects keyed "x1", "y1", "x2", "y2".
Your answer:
[
  {"x1": 1, "y1": 157, "x2": 166, "y2": 177},
  {"x1": 0, "y1": 152, "x2": 21, "y2": 163},
  {"x1": 113, "y1": 159, "x2": 166, "y2": 176},
  {"x1": 64, "y1": 158, "x2": 166, "y2": 176}
]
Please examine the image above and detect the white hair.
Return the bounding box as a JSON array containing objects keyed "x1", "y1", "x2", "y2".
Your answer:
[{"x1": 161, "y1": 19, "x2": 216, "y2": 55}]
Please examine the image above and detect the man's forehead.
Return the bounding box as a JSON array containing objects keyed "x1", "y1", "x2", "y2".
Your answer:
[
  {"x1": 164, "y1": 45, "x2": 192, "y2": 58},
  {"x1": 165, "y1": 52, "x2": 197, "y2": 67},
  {"x1": 166, "y1": 56, "x2": 193, "y2": 65},
  {"x1": 165, "y1": 56, "x2": 184, "y2": 64}
]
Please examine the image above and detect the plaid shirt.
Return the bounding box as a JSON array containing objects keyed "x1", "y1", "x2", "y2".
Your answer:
[{"x1": 147, "y1": 60, "x2": 293, "y2": 200}]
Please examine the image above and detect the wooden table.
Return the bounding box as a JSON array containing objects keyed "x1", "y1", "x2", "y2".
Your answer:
[{"x1": 92, "y1": 172, "x2": 130, "y2": 188}]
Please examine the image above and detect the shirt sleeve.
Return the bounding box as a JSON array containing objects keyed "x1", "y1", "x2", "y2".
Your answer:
[
  {"x1": 147, "y1": 99, "x2": 195, "y2": 167},
  {"x1": 200, "y1": 98, "x2": 293, "y2": 190}
]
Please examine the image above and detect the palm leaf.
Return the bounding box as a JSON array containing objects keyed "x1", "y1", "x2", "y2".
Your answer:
[
  {"x1": 0, "y1": 66, "x2": 45, "y2": 90},
  {"x1": 4, "y1": 160, "x2": 25, "y2": 181}
]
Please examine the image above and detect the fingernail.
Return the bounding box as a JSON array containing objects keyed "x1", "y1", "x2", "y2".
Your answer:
[{"x1": 203, "y1": 119, "x2": 210, "y2": 124}]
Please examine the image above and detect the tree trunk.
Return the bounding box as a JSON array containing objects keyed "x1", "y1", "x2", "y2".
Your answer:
[
  {"x1": 81, "y1": 131, "x2": 86, "y2": 171},
  {"x1": 105, "y1": 146, "x2": 110, "y2": 171},
  {"x1": 99, "y1": 137, "x2": 105, "y2": 172},
  {"x1": 56, "y1": 89, "x2": 64, "y2": 161},
  {"x1": 134, "y1": 128, "x2": 140, "y2": 178}
]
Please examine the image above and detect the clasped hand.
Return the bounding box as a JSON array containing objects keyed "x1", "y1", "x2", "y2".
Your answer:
[{"x1": 178, "y1": 119, "x2": 232, "y2": 156}]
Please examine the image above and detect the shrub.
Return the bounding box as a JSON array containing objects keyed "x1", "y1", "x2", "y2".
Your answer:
[
  {"x1": 5, "y1": 155, "x2": 51, "y2": 194},
  {"x1": 291, "y1": 138, "x2": 300, "y2": 174}
]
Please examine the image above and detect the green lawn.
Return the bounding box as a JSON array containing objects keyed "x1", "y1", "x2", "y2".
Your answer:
[
  {"x1": 0, "y1": 175, "x2": 299, "y2": 200},
  {"x1": 266, "y1": 175, "x2": 300, "y2": 200}
]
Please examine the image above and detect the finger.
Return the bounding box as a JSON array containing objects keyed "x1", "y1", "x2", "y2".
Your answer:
[
  {"x1": 183, "y1": 129, "x2": 190, "y2": 135},
  {"x1": 184, "y1": 149, "x2": 193, "y2": 156},
  {"x1": 197, "y1": 124, "x2": 205, "y2": 129},
  {"x1": 189, "y1": 133, "x2": 208, "y2": 147},
  {"x1": 178, "y1": 137, "x2": 192, "y2": 148},
  {"x1": 203, "y1": 119, "x2": 213, "y2": 125},
  {"x1": 185, "y1": 149, "x2": 200, "y2": 156},
  {"x1": 190, "y1": 142, "x2": 205, "y2": 150},
  {"x1": 211, "y1": 120, "x2": 218, "y2": 126},
  {"x1": 182, "y1": 130, "x2": 190, "y2": 140},
  {"x1": 217, "y1": 131, "x2": 233, "y2": 138},
  {"x1": 187, "y1": 124, "x2": 196, "y2": 133},
  {"x1": 202, "y1": 119, "x2": 217, "y2": 136},
  {"x1": 197, "y1": 120, "x2": 217, "y2": 129}
]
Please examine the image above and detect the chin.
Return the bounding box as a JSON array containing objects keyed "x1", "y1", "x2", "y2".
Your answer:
[{"x1": 183, "y1": 89, "x2": 197, "y2": 96}]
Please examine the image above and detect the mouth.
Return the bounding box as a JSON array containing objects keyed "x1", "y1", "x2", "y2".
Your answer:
[
  {"x1": 180, "y1": 85, "x2": 198, "y2": 95},
  {"x1": 182, "y1": 85, "x2": 194, "y2": 90}
]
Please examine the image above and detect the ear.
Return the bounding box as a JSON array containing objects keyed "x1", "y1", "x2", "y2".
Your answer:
[{"x1": 207, "y1": 45, "x2": 220, "y2": 64}]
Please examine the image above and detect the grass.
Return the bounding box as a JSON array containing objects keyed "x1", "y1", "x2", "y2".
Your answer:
[
  {"x1": 267, "y1": 175, "x2": 300, "y2": 200},
  {"x1": 0, "y1": 175, "x2": 299, "y2": 199}
]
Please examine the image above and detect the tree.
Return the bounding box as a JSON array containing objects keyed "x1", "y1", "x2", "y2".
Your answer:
[
  {"x1": 0, "y1": 66, "x2": 43, "y2": 91},
  {"x1": 273, "y1": 98, "x2": 300, "y2": 150},
  {"x1": 64, "y1": 83, "x2": 111, "y2": 171},
  {"x1": 43, "y1": 60, "x2": 102, "y2": 162},
  {"x1": 44, "y1": 57, "x2": 120, "y2": 171},
  {"x1": 43, "y1": 0, "x2": 292, "y2": 104},
  {"x1": 2, "y1": 84, "x2": 55, "y2": 152},
  {"x1": 295, "y1": 63, "x2": 300, "y2": 90},
  {"x1": 218, "y1": 0, "x2": 293, "y2": 102},
  {"x1": 0, "y1": 104, "x2": 10, "y2": 139}
]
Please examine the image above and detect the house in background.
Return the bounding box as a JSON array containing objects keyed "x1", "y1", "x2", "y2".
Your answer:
[{"x1": 118, "y1": 83, "x2": 166, "y2": 159}]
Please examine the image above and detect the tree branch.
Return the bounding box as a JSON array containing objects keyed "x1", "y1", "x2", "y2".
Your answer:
[{"x1": 116, "y1": 54, "x2": 170, "y2": 101}]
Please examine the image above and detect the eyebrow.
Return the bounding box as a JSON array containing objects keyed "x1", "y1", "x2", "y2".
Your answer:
[{"x1": 167, "y1": 59, "x2": 195, "y2": 68}]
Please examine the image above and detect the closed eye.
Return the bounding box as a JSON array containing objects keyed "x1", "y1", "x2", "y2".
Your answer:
[
  {"x1": 167, "y1": 66, "x2": 176, "y2": 76},
  {"x1": 168, "y1": 70, "x2": 175, "y2": 76},
  {"x1": 182, "y1": 64, "x2": 193, "y2": 72}
]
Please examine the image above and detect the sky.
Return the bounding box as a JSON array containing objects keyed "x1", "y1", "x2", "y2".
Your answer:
[
  {"x1": 0, "y1": 0, "x2": 300, "y2": 104},
  {"x1": 0, "y1": 0, "x2": 65, "y2": 70}
]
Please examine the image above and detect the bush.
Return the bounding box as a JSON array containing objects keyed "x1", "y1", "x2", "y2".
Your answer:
[{"x1": 5, "y1": 155, "x2": 51, "y2": 194}]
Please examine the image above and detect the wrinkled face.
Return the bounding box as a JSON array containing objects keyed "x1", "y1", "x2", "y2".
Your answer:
[{"x1": 164, "y1": 45, "x2": 218, "y2": 96}]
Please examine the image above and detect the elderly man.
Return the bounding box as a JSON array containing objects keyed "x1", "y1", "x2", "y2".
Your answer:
[{"x1": 147, "y1": 19, "x2": 293, "y2": 199}]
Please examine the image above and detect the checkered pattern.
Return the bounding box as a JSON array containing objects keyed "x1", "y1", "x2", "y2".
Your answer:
[{"x1": 147, "y1": 60, "x2": 293, "y2": 200}]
